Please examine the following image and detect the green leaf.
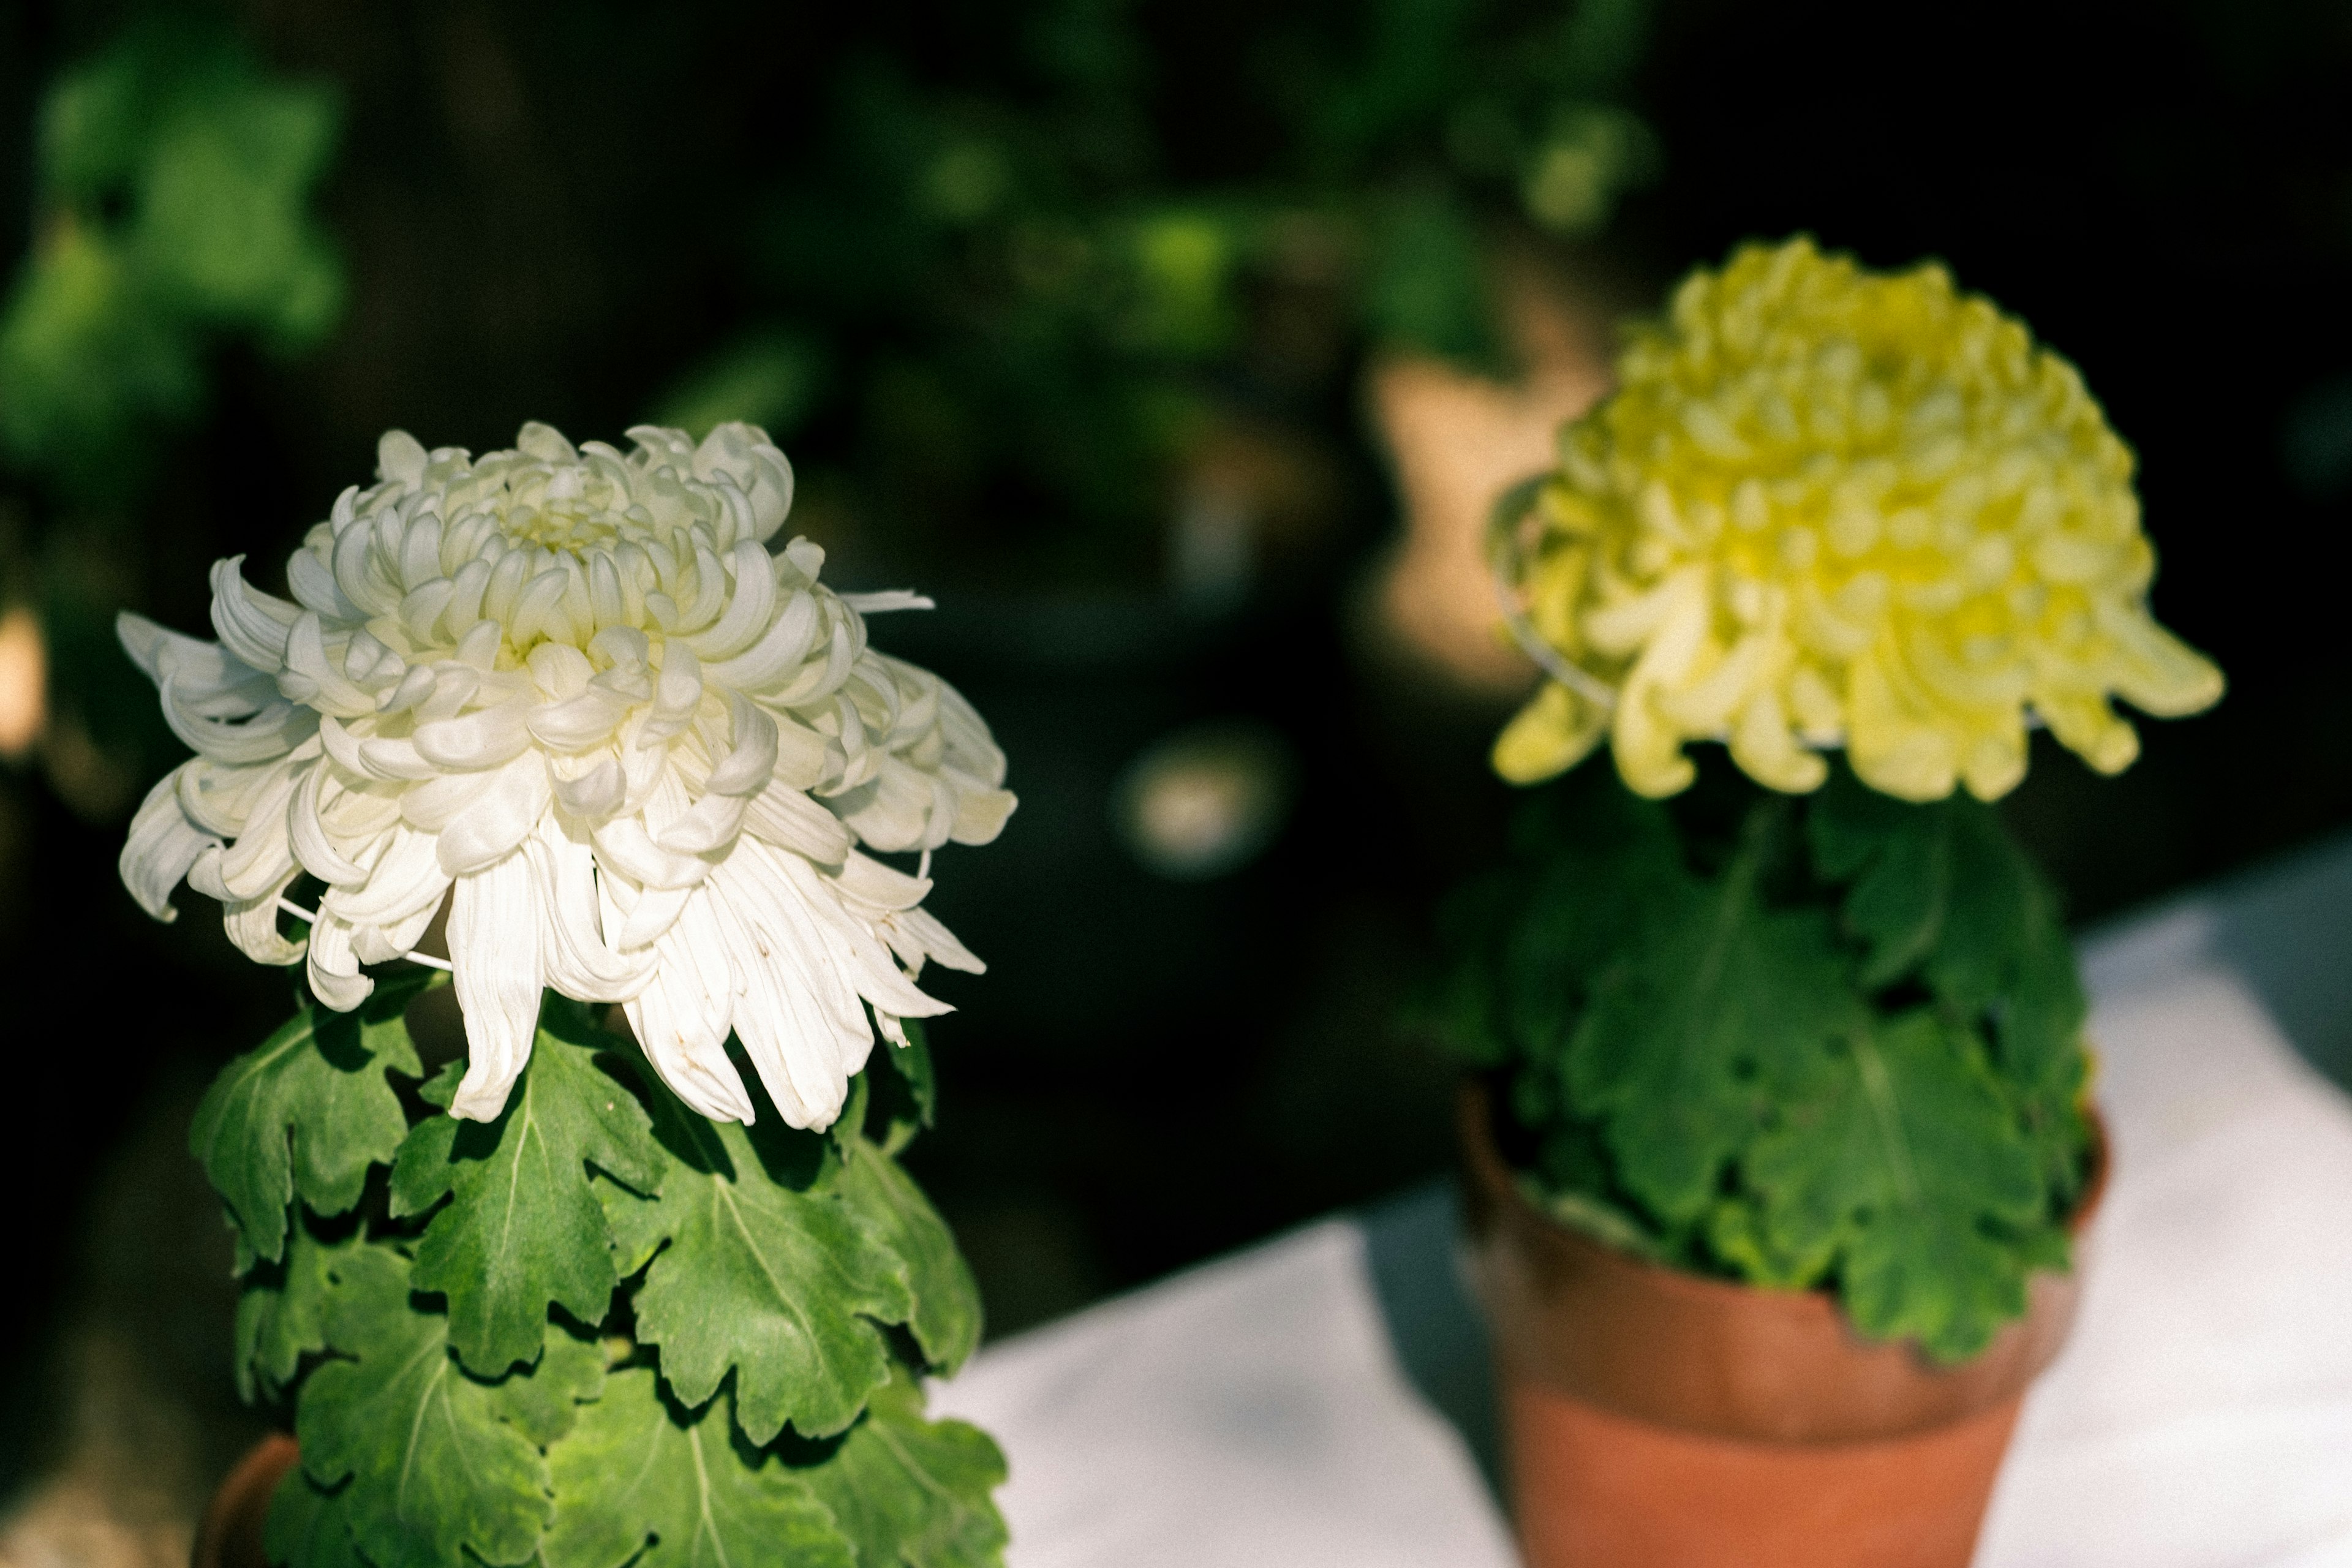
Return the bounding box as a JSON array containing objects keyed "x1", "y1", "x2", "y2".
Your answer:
[
  {"x1": 1808, "y1": 771, "x2": 2087, "y2": 1092},
  {"x1": 491, "y1": 1327, "x2": 609, "y2": 1447},
  {"x1": 1365, "y1": 192, "x2": 1498, "y2": 366},
  {"x1": 235, "y1": 1221, "x2": 354, "y2": 1403},
  {"x1": 865, "y1": 1020, "x2": 938, "y2": 1156},
  {"x1": 1566, "y1": 832, "x2": 1865, "y2": 1227},
  {"x1": 1742, "y1": 1010, "x2": 2054, "y2": 1362},
  {"x1": 390, "y1": 1006, "x2": 666, "y2": 1377},
  {"x1": 1426, "y1": 775, "x2": 1682, "y2": 1078},
  {"x1": 605, "y1": 1077, "x2": 913, "y2": 1446},
  {"x1": 190, "y1": 971, "x2": 439, "y2": 1265},
  {"x1": 263, "y1": 1468, "x2": 372, "y2": 1568},
  {"x1": 295, "y1": 1243, "x2": 552, "y2": 1567},
  {"x1": 541, "y1": 1368, "x2": 854, "y2": 1568},
  {"x1": 803, "y1": 1370, "x2": 1009, "y2": 1568},
  {"x1": 839, "y1": 1138, "x2": 982, "y2": 1375}
]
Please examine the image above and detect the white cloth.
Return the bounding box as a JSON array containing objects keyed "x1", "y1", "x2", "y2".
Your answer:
[
  {"x1": 932, "y1": 842, "x2": 2352, "y2": 1567},
  {"x1": 1978, "y1": 910, "x2": 2352, "y2": 1567},
  {"x1": 931, "y1": 1221, "x2": 1517, "y2": 1568}
]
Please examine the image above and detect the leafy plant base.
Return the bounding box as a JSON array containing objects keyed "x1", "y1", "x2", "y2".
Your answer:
[{"x1": 196, "y1": 982, "x2": 1007, "y2": 1568}]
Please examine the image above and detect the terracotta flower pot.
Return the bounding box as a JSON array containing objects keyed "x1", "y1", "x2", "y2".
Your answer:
[
  {"x1": 1458, "y1": 1085, "x2": 2108, "y2": 1568},
  {"x1": 192, "y1": 1433, "x2": 298, "y2": 1568}
]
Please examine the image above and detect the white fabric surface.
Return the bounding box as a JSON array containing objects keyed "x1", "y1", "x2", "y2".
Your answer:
[
  {"x1": 932, "y1": 857, "x2": 2352, "y2": 1567},
  {"x1": 1978, "y1": 911, "x2": 2352, "y2": 1568}
]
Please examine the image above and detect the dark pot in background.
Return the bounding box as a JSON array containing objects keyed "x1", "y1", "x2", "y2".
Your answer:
[
  {"x1": 190, "y1": 1433, "x2": 296, "y2": 1568},
  {"x1": 1458, "y1": 1085, "x2": 2108, "y2": 1568}
]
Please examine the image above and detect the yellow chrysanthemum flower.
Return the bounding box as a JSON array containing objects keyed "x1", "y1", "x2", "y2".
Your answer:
[{"x1": 1492, "y1": 237, "x2": 2223, "y2": 802}]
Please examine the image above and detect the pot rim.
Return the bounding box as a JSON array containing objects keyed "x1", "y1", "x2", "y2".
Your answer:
[{"x1": 1458, "y1": 1079, "x2": 2111, "y2": 1442}]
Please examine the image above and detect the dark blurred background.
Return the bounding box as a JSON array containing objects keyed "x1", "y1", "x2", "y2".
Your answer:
[{"x1": 3, "y1": 0, "x2": 2350, "y2": 1537}]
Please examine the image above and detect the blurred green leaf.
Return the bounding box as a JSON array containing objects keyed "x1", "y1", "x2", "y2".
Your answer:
[
  {"x1": 653, "y1": 329, "x2": 827, "y2": 440},
  {"x1": 1364, "y1": 194, "x2": 1498, "y2": 365},
  {"x1": 1, "y1": 20, "x2": 343, "y2": 496}
]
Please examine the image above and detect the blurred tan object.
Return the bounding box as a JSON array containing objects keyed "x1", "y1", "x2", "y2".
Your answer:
[
  {"x1": 0, "y1": 1336, "x2": 201, "y2": 1568},
  {"x1": 0, "y1": 605, "x2": 44, "y2": 760},
  {"x1": 0, "y1": 1085, "x2": 257, "y2": 1568},
  {"x1": 1367, "y1": 263, "x2": 1611, "y2": 693}
]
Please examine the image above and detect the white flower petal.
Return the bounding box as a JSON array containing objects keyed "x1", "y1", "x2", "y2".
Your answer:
[
  {"x1": 120, "y1": 420, "x2": 1014, "y2": 1066},
  {"x1": 120, "y1": 767, "x2": 221, "y2": 921},
  {"x1": 705, "y1": 853, "x2": 867, "y2": 1128},
  {"x1": 307, "y1": 913, "x2": 374, "y2": 1012},
  {"x1": 828, "y1": 850, "x2": 929, "y2": 911},
  {"x1": 948, "y1": 776, "x2": 1019, "y2": 845},
  {"x1": 281, "y1": 612, "x2": 380, "y2": 718},
  {"x1": 412, "y1": 697, "x2": 534, "y2": 771},
  {"x1": 684, "y1": 540, "x2": 778, "y2": 661},
  {"x1": 379, "y1": 431, "x2": 428, "y2": 486},
  {"x1": 290, "y1": 761, "x2": 376, "y2": 887},
  {"x1": 322, "y1": 826, "x2": 450, "y2": 927},
  {"x1": 742, "y1": 778, "x2": 852, "y2": 865},
  {"x1": 217, "y1": 765, "x2": 303, "y2": 900},
  {"x1": 208, "y1": 556, "x2": 300, "y2": 674},
  {"x1": 287, "y1": 536, "x2": 351, "y2": 617},
  {"x1": 225, "y1": 866, "x2": 307, "y2": 965},
  {"x1": 838, "y1": 590, "x2": 934, "y2": 614},
  {"x1": 823, "y1": 753, "x2": 940, "y2": 853},
  {"x1": 175, "y1": 757, "x2": 282, "y2": 837},
  {"x1": 705, "y1": 692, "x2": 779, "y2": 797},
  {"x1": 652, "y1": 792, "x2": 748, "y2": 856},
  {"x1": 447, "y1": 853, "x2": 545, "y2": 1121},
  {"x1": 591, "y1": 815, "x2": 711, "y2": 891},
  {"x1": 893, "y1": 905, "x2": 986, "y2": 975},
  {"x1": 352, "y1": 893, "x2": 439, "y2": 964},
  {"x1": 552, "y1": 752, "x2": 628, "y2": 821},
  {"x1": 620, "y1": 890, "x2": 753, "y2": 1123},
  {"x1": 438, "y1": 755, "x2": 553, "y2": 875},
  {"x1": 643, "y1": 644, "x2": 703, "y2": 742},
  {"x1": 774, "y1": 847, "x2": 951, "y2": 1022},
  {"x1": 703, "y1": 589, "x2": 819, "y2": 692},
  {"x1": 526, "y1": 818, "x2": 654, "y2": 1002}
]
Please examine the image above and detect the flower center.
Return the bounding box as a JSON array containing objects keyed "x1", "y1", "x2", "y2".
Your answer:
[{"x1": 495, "y1": 499, "x2": 628, "y2": 555}]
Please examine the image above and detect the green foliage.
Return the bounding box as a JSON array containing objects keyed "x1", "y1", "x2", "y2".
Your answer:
[
  {"x1": 689, "y1": 0, "x2": 1659, "y2": 589},
  {"x1": 235, "y1": 1221, "x2": 353, "y2": 1405},
  {"x1": 541, "y1": 1369, "x2": 853, "y2": 1568},
  {"x1": 1, "y1": 19, "x2": 343, "y2": 495},
  {"x1": 1433, "y1": 760, "x2": 2095, "y2": 1362},
  {"x1": 262, "y1": 1470, "x2": 370, "y2": 1568},
  {"x1": 191, "y1": 968, "x2": 439, "y2": 1267},
  {"x1": 391, "y1": 1005, "x2": 666, "y2": 1377},
  {"x1": 290, "y1": 1242, "x2": 556, "y2": 1567},
  {"x1": 838, "y1": 1134, "x2": 985, "y2": 1376},
  {"x1": 193, "y1": 979, "x2": 1002, "y2": 1568},
  {"x1": 804, "y1": 1369, "x2": 1011, "y2": 1568},
  {"x1": 1730, "y1": 1011, "x2": 2051, "y2": 1349},
  {"x1": 605, "y1": 1071, "x2": 914, "y2": 1446},
  {"x1": 1564, "y1": 834, "x2": 1866, "y2": 1227},
  {"x1": 866, "y1": 1020, "x2": 940, "y2": 1156}
]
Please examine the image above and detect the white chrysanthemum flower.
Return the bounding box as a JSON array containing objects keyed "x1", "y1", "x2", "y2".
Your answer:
[{"x1": 119, "y1": 421, "x2": 1014, "y2": 1128}]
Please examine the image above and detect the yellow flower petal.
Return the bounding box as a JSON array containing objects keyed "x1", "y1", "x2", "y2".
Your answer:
[
  {"x1": 1493, "y1": 681, "x2": 1607, "y2": 785},
  {"x1": 1493, "y1": 236, "x2": 2222, "y2": 799}
]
